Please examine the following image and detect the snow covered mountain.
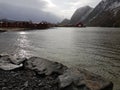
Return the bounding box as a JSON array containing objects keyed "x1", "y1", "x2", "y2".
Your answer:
[
  {"x1": 70, "y1": 6, "x2": 93, "y2": 25},
  {"x1": 84, "y1": 0, "x2": 120, "y2": 27}
]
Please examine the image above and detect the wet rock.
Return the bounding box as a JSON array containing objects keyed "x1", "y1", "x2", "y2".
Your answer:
[
  {"x1": 0, "y1": 55, "x2": 23, "y2": 70},
  {"x1": 9, "y1": 56, "x2": 27, "y2": 65},
  {"x1": 24, "y1": 81, "x2": 28, "y2": 87},
  {"x1": 2, "y1": 87, "x2": 8, "y2": 90},
  {"x1": 0, "y1": 64, "x2": 23, "y2": 71},
  {"x1": 59, "y1": 67, "x2": 113, "y2": 90},
  {"x1": 0, "y1": 55, "x2": 113, "y2": 90},
  {"x1": 0, "y1": 30, "x2": 6, "y2": 33},
  {"x1": 0, "y1": 55, "x2": 11, "y2": 63},
  {"x1": 24, "y1": 57, "x2": 67, "y2": 75}
]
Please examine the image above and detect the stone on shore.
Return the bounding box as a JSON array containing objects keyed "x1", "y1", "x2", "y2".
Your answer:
[
  {"x1": 59, "y1": 67, "x2": 113, "y2": 90},
  {"x1": 24, "y1": 57, "x2": 68, "y2": 75},
  {"x1": 0, "y1": 55, "x2": 113, "y2": 90},
  {"x1": 0, "y1": 55, "x2": 23, "y2": 70},
  {"x1": 0, "y1": 30, "x2": 6, "y2": 32}
]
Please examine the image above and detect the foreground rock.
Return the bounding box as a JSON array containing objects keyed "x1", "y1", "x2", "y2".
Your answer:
[
  {"x1": 0, "y1": 55, "x2": 113, "y2": 90},
  {"x1": 0, "y1": 55, "x2": 24, "y2": 70},
  {"x1": 59, "y1": 67, "x2": 113, "y2": 90},
  {"x1": 24, "y1": 57, "x2": 68, "y2": 75},
  {"x1": 0, "y1": 30, "x2": 6, "y2": 32}
]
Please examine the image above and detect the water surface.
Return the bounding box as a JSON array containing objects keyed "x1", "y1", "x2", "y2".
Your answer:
[{"x1": 0, "y1": 27, "x2": 120, "y2": 90}]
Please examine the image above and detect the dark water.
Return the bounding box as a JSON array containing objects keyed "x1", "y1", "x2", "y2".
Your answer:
[{"x1": 0, "y1": 27, "x2": 120, "y2": 90}]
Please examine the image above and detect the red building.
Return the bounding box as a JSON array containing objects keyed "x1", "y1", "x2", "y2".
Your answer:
[{"x1": 75, "y1": 22, "x2": 85, "y2": 27}]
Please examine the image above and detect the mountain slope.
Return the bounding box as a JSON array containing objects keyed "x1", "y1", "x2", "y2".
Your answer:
[
  {"x1": 60, "y1": 19, "x2": 70, "y2": 25},
  {"x1": 84, "y1": 0, "x2": 120, "y2": 27},
  {"x1": 70, "y1": 6, "x2": 93, "y2": 25}
]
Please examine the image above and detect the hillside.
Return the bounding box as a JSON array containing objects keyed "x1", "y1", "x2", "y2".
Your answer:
[
  {"x1": 84, "y1": 0, "x2": 120, "y2": 27},
  {"x1": 70, "y1": 6, "x2": 93, "y2": 25},
  {"x1": 60, "y1": 19, "x2": 70, "y2": 25}
]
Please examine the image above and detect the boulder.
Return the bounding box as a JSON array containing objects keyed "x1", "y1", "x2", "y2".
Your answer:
[
  {"x1": 0, "y1": 55, "x2": 113, "y2": 90},
  {"x1": 23, "y1": 57, "x2": 67, "y2": 75},
  {"x1": 9, "y1": 55, "x2": 27, "y2": 65},
  {"x1": 0, "y1": 30, "x2": 6, "y2": 32},
  {"x1": 0, "y1": 55, "x2": 24, "y2": 70},
  {"x1": 59, "y1": 67, "x2": 113, "y2": 90}
]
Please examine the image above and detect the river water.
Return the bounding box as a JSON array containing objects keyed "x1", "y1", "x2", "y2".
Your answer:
[{"x1": 0, "y1": 27, "x2": 120, "y2": 90}]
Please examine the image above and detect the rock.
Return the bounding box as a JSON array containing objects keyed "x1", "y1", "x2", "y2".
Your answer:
[
  {"x1": 0, "y1": 55, "x2": 23, "y2": 70},
  {"x1": 0, "y1": 55, "x2": 114, "y2": 90},
  {"x1": 2, "y1": 87, "x2": 8, "y2": 90},
  {"x1": 24, "y1": 57, "x2": 67, "y2": 75},
  {"x1": 0, "y1": 30, "x2": 6, "y2": 33},
  {"x1": 0, "y1": 63, "x2": 23, "y2": 71},
  {"x1": 24, "y1": 81, "x2": 28, "y2": 87},
  {"x1": 0, "y1": 55, "x2": 11, "y2": 63},
  {"x1": 9, "y1": 56, "x2": 27, "y2": 65},
  {"x1": 59, "y1": 67, "x2": 113, "y2": 90}
]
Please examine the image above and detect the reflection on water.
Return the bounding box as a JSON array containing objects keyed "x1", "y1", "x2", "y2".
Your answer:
[
  {"x1": 16, "y1": 32, "x2": 29, "y2": 58},
  {"x1": 0, "y1": 27, "x2": 120, "y2": 90},
  {"x1": 19, "y1": 31, "x2": 26, "y2": 35}
]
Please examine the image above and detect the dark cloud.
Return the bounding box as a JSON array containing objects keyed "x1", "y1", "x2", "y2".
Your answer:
[
  {"x1": 0, "y1": 0, "x2": 47, "y2": 9},
  {"x1": 0, "y1": 0, "x2": 61, "y2": 23}
]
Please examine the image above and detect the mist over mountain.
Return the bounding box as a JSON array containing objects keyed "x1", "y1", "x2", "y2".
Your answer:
[
  {"x1": 70, "y1": 6, "x2": 93, "y2": 25},
  {"x1": 84, "y1": 0, "x2": 120, "y2": 27},
  {"x1": 0, "y1": 3, "x2": 61, "y2": 23}
]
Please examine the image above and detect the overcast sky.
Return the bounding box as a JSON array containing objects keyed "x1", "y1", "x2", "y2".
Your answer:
[
  {"x1": 0, "y1": 0, "x2": 101, "y2": 22},
  {"x1": 43, "y1": 0, "x2": 101, "y2": 18}
]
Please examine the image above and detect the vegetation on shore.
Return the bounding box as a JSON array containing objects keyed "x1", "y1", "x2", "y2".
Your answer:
[{"x1": 0, "y1": 19, "x2": 57, "y2": 32}]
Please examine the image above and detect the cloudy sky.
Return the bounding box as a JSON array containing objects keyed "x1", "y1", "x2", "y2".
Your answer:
[
  {"x1": 0, "y1": 0, "x2": 101, "y2": 22},
  {"x1": 43, "y1": 0, "x2": 101, "y2": 18}
]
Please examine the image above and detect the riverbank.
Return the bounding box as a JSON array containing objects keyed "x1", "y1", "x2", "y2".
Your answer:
[
  {"x1": 0, "y1": 55, "x2": 113, "y2": 90},
  {"x1": 0, "y1": 28, "x2": 36, "y2": 32},
  {"x1": 0, "y1": 27, "x2": 52, "y2": 32}
]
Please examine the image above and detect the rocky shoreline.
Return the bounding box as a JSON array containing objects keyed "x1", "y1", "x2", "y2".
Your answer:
[{"x1": 0, "y1": 55, "x2": 113, "y2": 90}]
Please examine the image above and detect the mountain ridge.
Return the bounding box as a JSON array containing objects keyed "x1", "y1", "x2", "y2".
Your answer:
[
  {"x1": 70, "y1": 6, "x2": 93, "y2": 25},
  {"x1": 84, "y1": 0, "x2": 120, "y2": 27}
]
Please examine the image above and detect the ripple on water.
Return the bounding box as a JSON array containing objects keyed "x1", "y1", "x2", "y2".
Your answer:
[{"x1": 0, "y1": 27, "x2": 120, "y2": 90}]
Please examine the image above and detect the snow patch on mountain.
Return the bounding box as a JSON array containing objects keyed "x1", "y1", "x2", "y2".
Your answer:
[
  {"x1": 85, "y1": 0, "x2": 120, "y2": 27},
  {"x1": 99, "y1": 0, "x2": 120, "y2": 16},
  {"x1": 107, "y1": 1, "x2": 120, "y2": 16},
  {"x1": 108, "y1": 1, "x2": 120, "y2": 10}
]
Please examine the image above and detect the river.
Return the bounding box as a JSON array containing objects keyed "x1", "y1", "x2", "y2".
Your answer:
[{"x1": 0, "y1": 27, "x2": 120, "y2": 90}]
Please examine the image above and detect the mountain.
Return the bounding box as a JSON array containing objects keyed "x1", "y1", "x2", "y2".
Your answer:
[
  {"x1": 70, "y1": 6, "x2": 93, "y2": 25},
  {"x1": 0, "y1": 3, "x2": 60, "y2": 23},
  {"x1": 60, "y1": 19, "x2": 70, "y2": 25},
  {"x1": 84, "y1": 0, "x2": 120, "y2": 27}
]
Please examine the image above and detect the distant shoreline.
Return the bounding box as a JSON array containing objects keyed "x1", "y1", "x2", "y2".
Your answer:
[
  {"x1": 0, "y1": 28, "x2": 32, "y2": 32},
  {"x1": 0, "y1": 27, "x2": 50, "y2": 32}
]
